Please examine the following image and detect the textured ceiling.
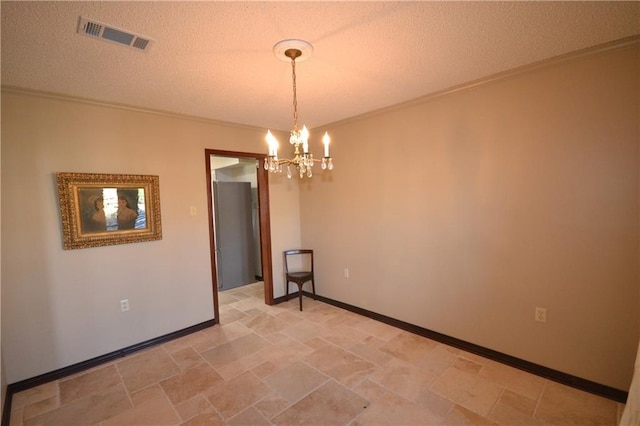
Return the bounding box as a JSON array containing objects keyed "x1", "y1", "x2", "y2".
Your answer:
[{"x1": 2, "y1": 1, "x2": 639, "y2": 131}]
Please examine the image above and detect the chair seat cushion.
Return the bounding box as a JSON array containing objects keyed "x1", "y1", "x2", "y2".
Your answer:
[{"x1": 288, "y1": 271, "x2": 313, "y2": 280}]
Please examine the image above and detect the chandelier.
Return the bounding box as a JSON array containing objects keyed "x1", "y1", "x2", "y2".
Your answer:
[{"x1": 265, "y1": 39, "x2": 333, "y2": 179}]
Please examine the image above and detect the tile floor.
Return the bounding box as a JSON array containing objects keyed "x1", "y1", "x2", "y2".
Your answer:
[{"x1": 10, "y1": 282, "x2": 625, "y2": 425}]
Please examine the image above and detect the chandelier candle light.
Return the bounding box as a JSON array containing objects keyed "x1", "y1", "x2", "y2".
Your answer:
[{"x1": 265, "y1": 39, "x2": 333, "y2": 179}]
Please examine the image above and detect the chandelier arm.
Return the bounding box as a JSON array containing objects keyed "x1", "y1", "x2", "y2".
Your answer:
[{"x1": 271, "y1": 156, "x2": 330, "y2": 165}]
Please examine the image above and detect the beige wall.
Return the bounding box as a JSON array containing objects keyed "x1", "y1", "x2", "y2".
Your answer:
[
  {"x1": 0, "y1": 92, "x2": 298, "y2": 383},
  {"x1": 268, "y1": 173, "x2": 302, "y2": 295},
  {"x1": 301, "y1": 44, "x2": 640, "y2": 390}
]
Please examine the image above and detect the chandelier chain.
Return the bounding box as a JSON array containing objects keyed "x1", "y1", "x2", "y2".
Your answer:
[{"x1": 291, "y1": 57, "x2": 299, "y2": 132}]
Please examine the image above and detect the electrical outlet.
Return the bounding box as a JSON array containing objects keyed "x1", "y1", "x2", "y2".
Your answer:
[
  {"x1": 120, "y1": 299, "x2": 130, "y2": 312},
  {"x1": 535, "y1": 307, "x2": 547, "y2": 323},
  {"x1": 344, "y1": 268, "x2": 350, "y2": 278}
]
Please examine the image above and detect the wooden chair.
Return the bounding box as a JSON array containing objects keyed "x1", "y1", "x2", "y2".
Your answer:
[{"x1": 283, "y1": 249, "x2": 316, "y2": 311}]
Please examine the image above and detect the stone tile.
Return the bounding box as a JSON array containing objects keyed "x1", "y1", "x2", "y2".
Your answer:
[
  {"x1": 117, "y1": 347, "x2": 180, "y2": 393},
  {"x1": 443, "y1": 405, "x2": 500, "y2": 426},
  {"x1": 263, "y1": 331, "x2": 290, "y2": 344},
  {"x1": 174, "y1": 395, "x2": 214, "y2": 422},
  {"x1": 218, "y1": 292, "x2": 241, "y2": 305},
  {"x1": 190, "y1": 338, "x2": 220, "y2": 354},
  {"x1": 352, "y1": 318, "x2": 402, "y2": 341},
  {"x1": 251, "y1": 361, "x2": 280, "y2": 379},
  {"x1": 378, "y1": 331, "x2": 438, "y2": 366},
  {"x1": 205, "y1": 371, "x2": 271, "y2": 419},
  {"x1": 321, "y1": 323, "x2": 370, "y2": 349},
  {"x1": 102, "y1": 385, "x2": 180, "y2": 425},
  {"x1": 162, "y1": 331, "x2": 213, "y2": 354},
  {"x1": 323, "y1": 312, "x2": 354, "y2": 327},
  {"x1": 242, "y1": 308, "x2": 266, "y2": 317},
  {"x1": 200, "y1": 332, "x2": 270, "y2": 368},
  {"x1": 59, "y1": 364, "x2": 121, "y2": 405},
  {"x1": 349, "y1": 336, "x2": 393, "y2": 366},
  {"x1": 489, "y1": 389, "x2": 543, "y2": 425},
  {"x1": 353, "y1": 379, "x2": 388, "y2": 403},
  {"x1": 227, "y1": 286, "x2": 253, "y2": 296},
  {"x1": 304, "y1": 337, "x2": 331, "y2": 350},
  {"x1": 11, "y1": 382, "x2": 58, "y2": 410},
  {"x1": 160, "y1": 362, "x2": 224, "y2": 405},
  {"x1": 453, "y1": 357, "x2": 483, "y2": 374},
  {"x1": 22, "y1": 395, "x2": 59, "y2": 421},
  {"x1": 9, "y1": 407, "x2": 23, "y2": 426},
  {"x1": 220, "y1": 302, "x2": 242, "y2": 315},
  {"x1": 305, "y1": 344, "x2": 377, "y2": 388},
  {"x1": 180, "y1": 409, "x2": 225, "y2": 426},
  {"x1": 264, "y1": 361, "x2": 329, "y2": 402},
  {"x1": 281, "y1": 320, "x2": 328, "y2": 343},
  {"x1": 275, "y1": 310, "x2": 306, "y2": 325},
  {"x1": 478, "y1": 359, "x2": 545, "y2": 400},
  {"x1": 241, "y1": 312, "x2": 290, "y2": 336},
  {"x1": 337, "y1": 312, "x2": 371, "y2": 328},
  {"x1": 414, "y1": 388, "x2": 455, "y2": 419},
  {"x1": 272, "y1": 380, "x2": 369, "y2": 425},
  {"x1": 170, "y1": 346, "x2": 205, "y2": 371},
  {"x1": 213, "y1": 350, "x2": 266, "y2": 381},
  {"x1": 302, "y1": 305, "x2": 344, "y2": 324},
  {"x1": 368, "y1": 358, "x2": 436, "y2": 401},
  {"x1": 269, "y1": 299, "x2": 301, "y2": 313},
  {"x1": 535, "y1": 381, "x2": 618, "y2": 425},
  {"x1": 354, "y1": 383, "x2": 442, "y2": 425},
  {"x1": 24, "y1": 383, "x2": 132, "y2": 426},
  {"x1": 230, "y1": 296, "x2": 269, "y2": 312},
  {"x1": 242, "y1": 283, "x2": 265, "y2": 296},
  {"x1": 456, "y1": 349, "x2": 492, "y2": 366},
  {"x1": 62, "y1": 360, "x2": 118, "y2": 380},
  {"x1": 265, "y1": 336, "x2": 314, "y2": 364},
  {"x1": 245, "y1": 344, "x2": 292, "y2": 372},
  {"x1": 417, "y1": 344, "x2": 459, "y2": 376},
  {"x1": 226, "y1": 289, "x2": 252, "y2": 300},
  {"x1": 227, "y1": 407, "x2": 271, "y2": 425},
  {"x1": 354, "y1": 335, "x2": 385, "y2": 350},
  {"x1": 431, "y1": 366, "x2": 503, "y2": 417},
  {"x1": 200, "y1": 321, "x2": 253, "y2": 347},
  {"x1": 253, "y1": 393, "x2": 292, "y2": 420},
  {"x1": 285, "y1": 297, "x2": 323, "y2": 311}
]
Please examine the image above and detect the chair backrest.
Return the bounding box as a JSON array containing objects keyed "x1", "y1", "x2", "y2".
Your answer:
[{"x1": 283, "y1": 249, "x2": 314, "y2": 274}]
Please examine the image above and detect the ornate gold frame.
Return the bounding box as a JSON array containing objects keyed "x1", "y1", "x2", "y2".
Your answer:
[{"x1": 56, "y1": 172, "x2": 162, "y2": 250}]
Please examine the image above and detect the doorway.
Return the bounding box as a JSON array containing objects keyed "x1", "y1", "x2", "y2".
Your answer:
[{"x1": 205, "y1": 149, "x2": 274, "y2": 324}]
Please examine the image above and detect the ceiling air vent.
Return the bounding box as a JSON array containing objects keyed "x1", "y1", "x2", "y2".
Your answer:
[{"x1": 77, "y1": 16, "x2": 154, "y2": 52}]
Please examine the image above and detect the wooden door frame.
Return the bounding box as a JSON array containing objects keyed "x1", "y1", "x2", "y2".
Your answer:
[{"x1": 205, "y1": 149, "x2": 274, "y2": 324}]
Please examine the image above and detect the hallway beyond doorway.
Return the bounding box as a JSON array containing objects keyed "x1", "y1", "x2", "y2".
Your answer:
[{"x1": 218, "y1": 281, "x2": 266, "y2": 323}]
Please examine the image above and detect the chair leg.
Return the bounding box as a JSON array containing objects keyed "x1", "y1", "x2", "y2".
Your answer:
[
  {"x1": 286, "y1": 281, "x2": 290, "y2": 301},
  {"x1": 298, "y1": 284, "x2": 303, "y2": 311},
  {"x1": 311, "y1": 279, "x2": 316, "y2": 299}
]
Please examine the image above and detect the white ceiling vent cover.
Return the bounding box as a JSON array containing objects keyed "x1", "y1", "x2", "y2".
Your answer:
[{"x1": 77, "y1": 17, "x2": 153, "y2": 52}]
